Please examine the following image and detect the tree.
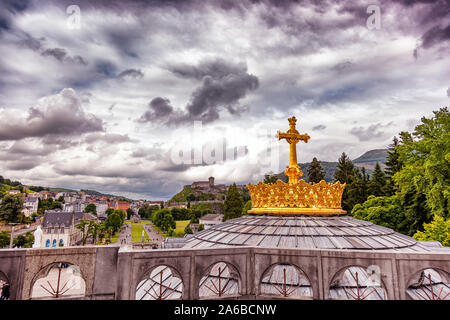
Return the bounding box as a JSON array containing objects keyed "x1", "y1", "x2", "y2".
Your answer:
[
  {"x1": 264, "y1": 172, "x2": 279, "y2": 184},
  {"x1": 334, "y1": 152, "x2": 355, "y2": 184},
  {"x1": 89, "y1": 221, "x2": 100, "y2": 244},
  {"x1": 37, "y1": 198, "x2": 62, "y2": 216},
  {"x1": 346, "y1": 167, "x2": 370, "y2": 213},
  {"x1": 161, "y1": 214, "x2": 175, "y2": 232},
  {"x1": 126, "y1": 208, "x2": 133, "y2": 220},
  {"x1": 184, "y1": 225, "x2": 193, "y2": 234},
  {"x1": 197, "y1": 224, "x2": 205, "y2": 232},
  {"x1": 138, "y1": 204, "x2": 153, "y2": 219},
  {"x1": 0, "y1": 231, "x2": 10, "y2": 248},
  {"x1": 395, "y1": 108, "x2": 449, "y2": 219},
  {"x1": 413, "y1": 215, "x2": 450, "y2": 247},
  {"x1": 242, "y1": 200, "x2": 252, "y2": 216},
  {"x1": 334, "y1": 152, "x2": 357, "y2": 212},
  {"x1": 84, "y1": 203, "x2": 97, "y2": 215},
  {"x1": 307, "y1": 157, "x2": 325, "y2": 183},
  {"x1": 350, "y1": 108, "x2": 449, "y2": 237},
  {"x1": 76, "y1": 219, "x2": 90, "y2": 245},
  {"x1": 152, "y1": 208, "x2": 171, "y2": 227},
  {"x1": 384, "y1": 137, "x2": 402, "y2": 195},
  {"x1": 351, "y1": 195, "x2": 408, "y2": 235},
  {"x1": 114, "y1": 209, "x2": 126, "y2": 224},
  {"x1": 0, "y1": 193, "x2": 24, "y2": 223},
  {"x1": 13, "y1": 232, "x2": 34, "y2": 248},
  {"x1": 105, "y1": 208, "x2": 114, "y2": 216},
  {"x1": 368, "y1": 163, "x2": 387, "y2": 196},
  {"x1": 105, "y1": 212, "x2": 123, "y2": 234},
  {"x1": 223, "y1": 183, "x2": 244, "y2": 222}
]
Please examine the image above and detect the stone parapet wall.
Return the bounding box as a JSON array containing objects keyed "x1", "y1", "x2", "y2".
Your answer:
[{"x1": 0, "y1": 246, "x2": 448, "y2": 300}]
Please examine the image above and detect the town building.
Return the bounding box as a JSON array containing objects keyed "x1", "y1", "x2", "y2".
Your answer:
[
  {"x1": 22, "y1": 197, "x2": 38, "y2": 217},
  {"x1": 40, "y1": 210, "x2": 97, "y2": 247},
  {"x1": 198, "y1": 213, "x2": 224, "y2": 229}
]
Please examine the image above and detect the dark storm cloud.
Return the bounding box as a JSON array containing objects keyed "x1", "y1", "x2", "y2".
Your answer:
[
  {"x1": 41, "y1": 48, "x2": 88, "y2": 65},
  {"x1": 0, "y1": 0, "x2": 30, "y2": 32},
  {"x1": 6, "y1": 159, "x2": 40, "y2": 171},
  {"x1": 19, "y1": 37, "x2": 88, "y2": 65},
  {"x1": 138, "y1": 97, "x2": 175, "y2": 123},
  {"x1": 117, "y1": 68, "x2": 144, "y2": 79},
  {"x1": 420, "y1": 25, "x2": 450, "y2": 49},
  {"x1": 139, "y1": 59, "x2": 259, "y2": 125},
  {"x1": 0, "y1": 88, "x2": 104, "y2": 141}
]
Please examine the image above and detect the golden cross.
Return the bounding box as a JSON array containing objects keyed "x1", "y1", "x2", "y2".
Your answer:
[{"x1": 276, "y1": 116, "x2": 310, "y2": 184}]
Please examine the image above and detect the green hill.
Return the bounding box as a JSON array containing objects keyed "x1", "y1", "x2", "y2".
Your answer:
[
  {"x1": 170, "y1": 187, "x2": 217, "y2": 203},
  {"x1": 276, "y1": 149, "x2": 389, "y2": 182}
]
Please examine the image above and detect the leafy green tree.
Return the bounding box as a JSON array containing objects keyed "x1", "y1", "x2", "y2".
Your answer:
[
  {"x1": 334, "y1": 152, "x2": 355, "y2": 184},
  {"x1": 37, "y1": 198, "x2": 62, "y2": 216},
  {"x1": 89, "y1": 221, "x2": 100, "y2": 244},
  {"x1": 395, "y1": 108, "x2": 449, "y2": 219},
  {"x1": 84, "y1": 203, "x2": 97, "y2": 215},
  {"x1": 352, "y1": 195, "x2": 409, "y2": 234},
  {"x1": 242, "y1": 200, "x2": 252, "y2": 216},
  {"x1": 414, "y1": 215, "x2": 450, "y2": 246},
  {"x1": 13, "y1": 232, "x2": 34, "y2": 248},
  {"x1": 223, "y1": 183, "x2": 244, "y2": 222},
  {"x1": 76, "y1": 219, "x2": 90, "y2": 245},
  {"x1": 197, "y1": 224, "x2": 204, "y2": 232},
  {"x1": 105, "y1": 208, "x2": 114, "y2": 216},
  {"x1": 334, "y1": 153, "x2": 357, "y2": 212},
  {"x1": 138, "y1": 204, "x2": 154, "y2": 219},
  {"x1": 307, "y1": 157, "x2": 325, "y2": 183},
  {"x1": 0, "y1": 231, "x2": 10, "y2": 248},
  {"x1": 184, "y1": 225, "x2": 193, "y2": 234},
  {"x1": 368, "y1": 163, "x2": 387, "y2": 196},
  {"x1": 105, "y1": 212, "x2": 123, "y2": 234},
  {"x1": 126, "y1": 208, "x2": 133, "y2": 220},
  {"x1": 161, "y1": 214, "x2": 175, "y2": 232},
  {"x1": 384, "y1": 137, "x2": 402, "y2": 195},
  {"x1": 152, "y1": 208, "x2": 171, "y2": 227},
  {"x1": 167, "y1": 227, "x2": 174, "y2": 237},
  {"x1": 0, "y1": 193, "x2": 24, "y2": 223},
  {"x1": 114, "y1": 209, "x2": 126, "y2": 224},
  {"x1": 346, "y1": 167, "x2": 370, "y2": 212}
]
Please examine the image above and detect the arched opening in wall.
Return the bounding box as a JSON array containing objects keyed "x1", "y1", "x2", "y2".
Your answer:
[
  {"x1": 407, "y1": 268, "x2": 450, "y2": 300},
  {"x1": 199, "y1": 262, "x2": 240, "y2": 299},
  {"x1": 0, "y1": 271, "x2": 10, "y2": 300},
  {"x1": 329, "y1": 266, "x2": 386, "y2": 300},
  {"x1": 30, "y1": 262, "x2": 86, "y2": 299},
  {"x1": 260, "y1": 263, "x2": 312, "y2": 299},
  {"x1": 136, "y1": 265, "x2": 183, "y2": 300}
]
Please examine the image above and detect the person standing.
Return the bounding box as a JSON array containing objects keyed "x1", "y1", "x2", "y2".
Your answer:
[{"x1": 0, "y1": 282, "x2": 10, "y2": 300}]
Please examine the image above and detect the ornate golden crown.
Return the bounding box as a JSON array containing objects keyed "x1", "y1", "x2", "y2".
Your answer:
[{"x1": 247, "y1": 116, "x2": 346, "y2": 215}]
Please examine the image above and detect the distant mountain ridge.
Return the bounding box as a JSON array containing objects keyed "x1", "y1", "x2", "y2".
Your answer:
[{"x1": 276, "y1": 149, "x2": 389, "y2": 183}]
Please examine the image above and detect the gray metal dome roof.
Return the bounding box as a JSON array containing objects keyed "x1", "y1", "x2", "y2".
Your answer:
[{"x1": 183, "y1": 214, "x2": 421, "y2": 250}]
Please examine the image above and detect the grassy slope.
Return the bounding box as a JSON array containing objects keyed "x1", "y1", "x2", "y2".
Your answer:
[
  {"x1": 130, "y1": 222, "x2": 150, "y2": 242},
  {"x1": 175, "y1": 220, "x2": 190, "y2": 233}
]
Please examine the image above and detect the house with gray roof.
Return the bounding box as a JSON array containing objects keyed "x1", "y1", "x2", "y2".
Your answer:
[{"x1": 41, "y1": 210, "x2": 97, "y2": 247}]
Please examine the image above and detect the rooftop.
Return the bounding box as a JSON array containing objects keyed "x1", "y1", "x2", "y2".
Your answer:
[{"x1": 183, "y1": 214, "x2": 443, "y2": 251}]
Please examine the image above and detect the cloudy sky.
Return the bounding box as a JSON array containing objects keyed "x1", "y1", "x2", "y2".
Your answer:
[{"x1": 0, "y1": 0, "x2": 449, "y2": 200}]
